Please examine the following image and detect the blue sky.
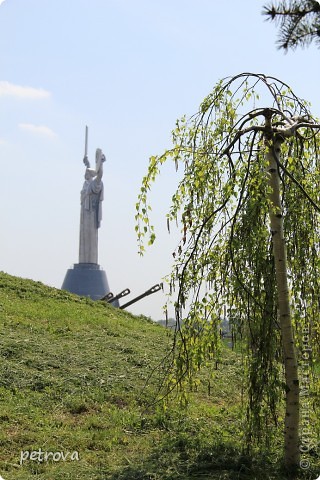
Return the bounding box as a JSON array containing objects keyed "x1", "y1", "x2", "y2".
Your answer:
[{"x1": 0, "y1": 0, "x2": 319, "y2": 319}]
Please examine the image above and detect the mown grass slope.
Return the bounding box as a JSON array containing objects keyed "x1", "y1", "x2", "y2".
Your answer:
[{"x1": 0, "y1": 272, "x2": 318, "y2": 480}]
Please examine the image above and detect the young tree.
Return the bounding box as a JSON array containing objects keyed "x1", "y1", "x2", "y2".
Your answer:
[
  {"x1": 263, "y1": 0, "x2": 320, "y2": 50},
  {"x1": 136, "y1": 73, "x2": 320, "y2": 471}
]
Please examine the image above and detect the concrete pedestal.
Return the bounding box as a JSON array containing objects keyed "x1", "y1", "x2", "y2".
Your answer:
[{"x1": 61, "y1": 263, "x2": 110, "y2": 300}]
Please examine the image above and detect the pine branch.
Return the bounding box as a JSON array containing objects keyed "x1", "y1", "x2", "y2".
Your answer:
[{"x1": 263, "y1": 0, "x2": 320, "y2": 49}]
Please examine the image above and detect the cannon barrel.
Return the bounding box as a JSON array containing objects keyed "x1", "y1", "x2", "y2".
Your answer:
[
  {"x1": 101, "y1": 288, "x2": 130, "y2": 303},
  {"x1": 101, "y1": 291, "x2": 114, "y2": 302},
  {"x1": 120, "y1": 284, "x2": 162, "y2": 309}
]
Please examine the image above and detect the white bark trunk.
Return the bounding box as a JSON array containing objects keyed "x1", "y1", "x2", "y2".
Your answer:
[{"x1": 266, "y1": 135, "x2": 300, "y2": 469}]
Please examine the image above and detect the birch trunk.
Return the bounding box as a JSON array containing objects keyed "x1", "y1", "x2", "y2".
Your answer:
[{"x1": 266, "y1": 134, "x2": 300, "y2": 469}]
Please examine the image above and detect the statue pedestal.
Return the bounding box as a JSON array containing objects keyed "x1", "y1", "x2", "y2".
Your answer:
[{"x1": 61, "y1": 263, "x2": 110, "y2": 300}]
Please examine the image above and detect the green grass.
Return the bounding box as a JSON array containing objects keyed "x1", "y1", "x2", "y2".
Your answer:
[{"x1": 0, "y1": 271, "x2": 319, "y2": 479}]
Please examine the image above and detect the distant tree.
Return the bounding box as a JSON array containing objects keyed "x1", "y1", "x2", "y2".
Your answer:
[
  {"x1": 263, "y1": 0, "x2": 320, "y2": 50},
  {"x1": 136, "y1": 73, "x2": 320, "y2": 472}
]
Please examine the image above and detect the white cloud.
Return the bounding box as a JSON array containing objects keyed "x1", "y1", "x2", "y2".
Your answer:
[
  {"x1": 0, "y1": 0, "x2": 6, "y2": 5},
  {"x1": 19, "y1": 123, "x2": 57, "y2": 138},
  {"x1": 0, "y1": 81, "x2": 51, "y2": 100}
]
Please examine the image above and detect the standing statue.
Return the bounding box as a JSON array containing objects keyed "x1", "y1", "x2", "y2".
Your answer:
[{"x1": 79, "y1": 127, "x2": 105, "y2": 264}]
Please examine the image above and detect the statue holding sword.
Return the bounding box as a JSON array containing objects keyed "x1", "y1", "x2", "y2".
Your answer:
[{"x1": 79, "y1": 126, "x2": 106, "y2": 264}]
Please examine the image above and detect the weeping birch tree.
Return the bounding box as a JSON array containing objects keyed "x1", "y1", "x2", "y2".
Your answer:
[{"x1": 136, "y1": 73, "x2": 320, "y2": 471}]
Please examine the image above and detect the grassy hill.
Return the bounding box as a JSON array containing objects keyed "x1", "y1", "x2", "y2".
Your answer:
[{"x1": 0, "y1": 272, "x2": 318, "y2": 480}]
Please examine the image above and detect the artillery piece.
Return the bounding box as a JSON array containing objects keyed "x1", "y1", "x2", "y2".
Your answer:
[{"x1": 101, "y1": 284, "x2": 162, "y2": 309}]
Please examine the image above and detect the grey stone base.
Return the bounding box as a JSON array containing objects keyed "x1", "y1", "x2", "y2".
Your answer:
[{"x1": 61, "y1": 263, "x2": 111, "y2": 301}]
